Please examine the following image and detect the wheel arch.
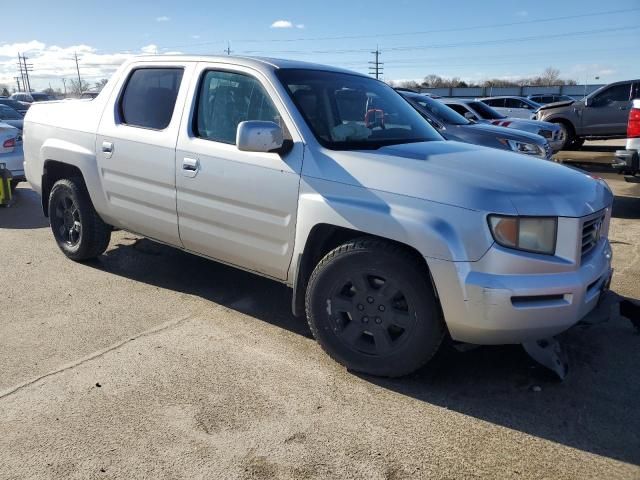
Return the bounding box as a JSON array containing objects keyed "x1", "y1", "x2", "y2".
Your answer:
[{"x1": 291, "y1": 223, "x2": 437, "y2": 318}]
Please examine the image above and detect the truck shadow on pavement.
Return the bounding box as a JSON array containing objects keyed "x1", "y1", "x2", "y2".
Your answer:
[{"x1": 89, "y1": 236, "x2": 640, "y2": 468}]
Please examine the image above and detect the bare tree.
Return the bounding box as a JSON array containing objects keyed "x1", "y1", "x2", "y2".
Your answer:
[
  {"x1": 68, "y1": 78, "x2": 90, "y2": 96},
  {"x1": 540, "y1": 67, "x2": 561, "y2": 86},
  {"x1": 0, "y1": 84, "x2": 9, "y2": 97},
  {"x1": 95, "y1": 79, "x2": 109, "y2": 91}
]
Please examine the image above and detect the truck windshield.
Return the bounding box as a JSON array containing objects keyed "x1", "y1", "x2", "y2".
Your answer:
[
  {"x1": 468, "y1": 101, "x2": 507, "y2": 120},
  {"x1": 276, "y1": 69, "x2": 442, "y2": 150}
]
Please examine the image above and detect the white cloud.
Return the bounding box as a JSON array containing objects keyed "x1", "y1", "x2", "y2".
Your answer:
[
  {"x1": 271, "y1": 20, "x2": 293, "y2": 28},
  {"x1": 296, "y1": 24, "x2": 305, "y2": 29},
  {"x1": 140, "y1": 44, "x2": 159, "y2": 54},
  {"x1": 156, "y1": 16, "x2": 170, "y2": 22},
  {"x1": 0, "y1": 40, "x2": 182, "y2": 91},
  {"x1": 516, "y1": 10, "x2": 528, "y2": 17},
  {"x1": 191, "y1": 34, "x2": 201, "y2": 39}
]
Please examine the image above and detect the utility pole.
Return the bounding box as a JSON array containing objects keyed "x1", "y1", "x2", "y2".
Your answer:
[
  {"x1": 225, "y1": 41, "x2": 232, "y2": 56},
  {"x1": 21, "y1": 54, "x2": 33, "y2": 92},
  {"x1": 62, "y1": 78, "x2": 67, "y2": 96},
  {"x1": 17, "y1": 55, "x2": 26, "y2": 92},
  {"x1": 368, "y1": 46, "x2": 383, "y2": 80},
  {"x1": 14, "y1": 76, "x2": 22, "y2": 92},
  {"x1": 74, "y1": 52, "x2": 82, "y2": 93}
]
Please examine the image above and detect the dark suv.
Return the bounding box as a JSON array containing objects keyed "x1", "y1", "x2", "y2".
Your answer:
[{"x1": 535, "y1": 79, "x2": 640, "y2": 149}]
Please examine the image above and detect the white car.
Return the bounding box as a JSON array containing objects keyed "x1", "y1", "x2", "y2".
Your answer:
[
  {"x1": 0, "y1": 122, "x2": 24, "y2": 189},
  {"x1": 479, "y1": 96, "x2": 542, "y2": 120},
  {"x1": 23, "y1": 56, "x2": 614, "y2": 377}
]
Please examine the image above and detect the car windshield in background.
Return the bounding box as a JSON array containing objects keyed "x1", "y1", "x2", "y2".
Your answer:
[
  {"x1": 468, "y1": 101, "x2": 507, "y2": 120},
  {"x1": 277, "y1": 69, "x2": 441, "y2": 150},
  {"x1": 0, "y1": 105, "x2": 22, "y2": 119},
  {"x1": 31, "y1": 93, "x2": 54, "y2": 102},
  {"x1": 411, "y1": 95, "x2": 469, "y2": 125}
]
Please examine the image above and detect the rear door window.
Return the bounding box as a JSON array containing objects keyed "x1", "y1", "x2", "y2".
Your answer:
[{"x1": 119, "y1": 68, "x2": 184, "y2": 130}]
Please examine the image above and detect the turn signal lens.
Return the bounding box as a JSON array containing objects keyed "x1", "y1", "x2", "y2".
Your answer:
[
  {"x1": 3, "y1": 138, "x2": 15, "y2": 148},
  {"x1": 488, "y1": 215, "x2": 557, "y2": 255}
]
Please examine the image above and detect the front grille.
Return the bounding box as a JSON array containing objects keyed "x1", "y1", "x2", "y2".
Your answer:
[{"x1": 581, "y1": 212, "x2": 605, "y2": 258}]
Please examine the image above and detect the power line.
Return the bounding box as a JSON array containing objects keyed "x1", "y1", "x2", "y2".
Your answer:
[{"x1": 153, "y1": 7, "x2": 640, "y2": 50}]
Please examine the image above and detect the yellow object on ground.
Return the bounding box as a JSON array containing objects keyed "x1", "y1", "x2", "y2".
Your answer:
[{"x1": 0, "y1": 163, "x2": 12, "y2": 206}]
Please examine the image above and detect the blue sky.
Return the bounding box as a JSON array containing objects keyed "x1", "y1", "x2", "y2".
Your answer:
[{"x1": 1, "y1": 0, "x2": 638, "y2": 90}]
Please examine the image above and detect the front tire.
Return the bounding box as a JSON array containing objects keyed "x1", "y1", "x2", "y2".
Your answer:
[
  {"x1": 48, "y1": 178, "x2": 111, "y2": 261},
  {"x1": 305, "y1": 238, "x2": 445, "y2": 377},
  {"x1": 555, "y1": 121, "x2": 583, "y2": 150}
]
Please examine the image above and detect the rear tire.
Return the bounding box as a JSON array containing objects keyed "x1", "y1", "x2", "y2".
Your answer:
[
  {"x1": 48, "y1": 178, "x2": 111, "y2": 261},
  {"x1": 305, "y1": 238, "x2": 445, "y2": 377}
]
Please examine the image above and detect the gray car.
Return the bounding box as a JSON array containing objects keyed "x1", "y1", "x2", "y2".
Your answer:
[
  {"x1": 535, "y1": 79, "x2": 640, "y2": 149},
  {"x1": 0, "y1": 98, "x2": 29, "y2": 116},
  {"x1": 401, "y1": 92, "x2": 551, "y2": 159},
  {"x1": 0, "y1": 105, "x2": 24, "y2": 131},
  {"x1": 443, "y1": 99, "x2": 564, "y2": 151}
]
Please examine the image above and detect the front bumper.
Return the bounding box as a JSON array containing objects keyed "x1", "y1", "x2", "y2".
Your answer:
[{"x1": 428, "y1": 238, "x2": 613, "y2": 344}]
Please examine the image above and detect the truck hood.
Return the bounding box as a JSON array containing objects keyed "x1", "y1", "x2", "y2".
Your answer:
[
  {"x1": 317, "y1": 141, "x2": 612, "y2": 217},
  {"x1": 537, "y1": 99, "x2": 575, "y2": 111}
]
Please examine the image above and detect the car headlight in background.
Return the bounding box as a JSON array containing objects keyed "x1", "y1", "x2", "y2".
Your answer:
[
  {"x1": 488, "y1": 215, "x2": 557, "y2": 255},
  {"x1": 499, "y1": 139, "x2": 546, "y2": 158}
]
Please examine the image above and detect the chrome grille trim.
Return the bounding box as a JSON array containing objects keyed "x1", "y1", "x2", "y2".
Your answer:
[{"x1": 580, "y1": 211, "x2": 605, "y2": 258}]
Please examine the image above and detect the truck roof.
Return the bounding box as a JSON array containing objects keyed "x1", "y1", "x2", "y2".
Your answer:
[{"x1": 128, "y1": 55, "x2": 364, "y2": 77}]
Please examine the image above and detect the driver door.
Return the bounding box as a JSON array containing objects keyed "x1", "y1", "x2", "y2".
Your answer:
[
  {"x1": 582, "y1": 83, "x2": 632, "y2": 136},
  {"x1": 175, "y1": 64, "x2": 303, "y2": 281}
]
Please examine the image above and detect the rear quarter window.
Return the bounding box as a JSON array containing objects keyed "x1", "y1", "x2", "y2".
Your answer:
[{"x1": 119, "y1": 68, "x2": 184, "y2": 130}]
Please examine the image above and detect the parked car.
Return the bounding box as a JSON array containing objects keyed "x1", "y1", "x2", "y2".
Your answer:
[
  {"x1": 535, "y1": 79, "x2": 640, "y2": 149},
  {"x1": 443, "y1": 99, "x2": 564, "y2": 151},
  {"x1": 9, "y1": 92, "x2": 56, "y2": 104},
  {"x1": 0, "y1": 105, "x2": 24, "y2": 131},
  {"x1": 400, "y1": 91, "x2": 551, "y2": 159},
  {"x1": 613, "y1": 98, "x2": 640, "y2": 177},
  {"x1": 24, "y1": 56, "x2": 613, "y2": 377},
  {"x1": 0, "y1": 122, "x2": 24, "y2": 189},
  {"x1": 479, "y1": 96, "x2": 542, "y2": 120},
  {"x1": 0, "y1": 98, "x2": 29, "y2": 116},
  {"x1": 528, "y1": 94, "x2": 575, "y2": 105}
]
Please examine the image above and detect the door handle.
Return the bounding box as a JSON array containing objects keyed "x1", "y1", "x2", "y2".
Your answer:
[
  {"x1": 101, "y1": 141, "x2": 113, "y2": 158},
  {"x1": 619, "y1": 106, "x2": 628, "y2": 110},
  {"x1": 182, "y1": 157, "x2": 199, "y2": 178}
]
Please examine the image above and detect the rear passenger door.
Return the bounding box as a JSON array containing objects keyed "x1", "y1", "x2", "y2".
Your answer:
[
  {"x1": 582, "y1": 82, "x2": 632, "y2": 136},
  {"x1": 97, "y1": 62, "x2": 193, "y2": 246},
  {"x1": 175, "y1": 64, "x2": 303, "y2": 280}
]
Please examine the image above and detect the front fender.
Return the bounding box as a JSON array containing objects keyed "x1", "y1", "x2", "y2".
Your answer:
[{"x1": 289, "y1": 176, "x2": 494, "y2": 283}]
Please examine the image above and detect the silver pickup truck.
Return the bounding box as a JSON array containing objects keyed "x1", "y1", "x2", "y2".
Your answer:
[{"x1": 24, "y1": 56, "x2": 614, "y2": 377}]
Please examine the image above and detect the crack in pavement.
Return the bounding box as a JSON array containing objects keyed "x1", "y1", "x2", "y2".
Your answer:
[{"x1": 0, "y1": 309, "x2": 207, "y2": 401}]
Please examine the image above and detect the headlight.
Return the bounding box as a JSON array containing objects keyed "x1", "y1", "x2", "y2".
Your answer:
[
  {"x1": 501, "y1": 139, "x2": 545, "y2": 158},
  {"x1": 488, "y1": 215, "x2": 557, "y2": 255}
]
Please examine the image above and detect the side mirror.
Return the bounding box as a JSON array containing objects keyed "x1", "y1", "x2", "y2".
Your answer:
[
  {"x1": 236, "y1": 120, "x2": 289, "y2": 154},
  {"x1": 584, "y1": 97, "x2": 590, "y2": 107}
]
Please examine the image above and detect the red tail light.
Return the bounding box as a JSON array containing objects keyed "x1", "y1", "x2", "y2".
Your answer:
[
  {"x1": 3, "y1": 138, "x2": 15, "y2": 148},
  {"x1": 628, "y1": 108, "x2": 640, "y2": 138}
]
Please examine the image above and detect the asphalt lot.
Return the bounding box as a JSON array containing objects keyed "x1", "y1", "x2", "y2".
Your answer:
[{"x1": 1, "y1": 162, "x2": 639, "y2": 479}]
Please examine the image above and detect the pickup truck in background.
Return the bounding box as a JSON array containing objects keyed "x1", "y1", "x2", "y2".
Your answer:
[
  {"x1": 535, "y1": 79, "x2": 640, "y2": 150},
  {"x1": 23, "y1": 56, "x2": 614, "y2": 377}
]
